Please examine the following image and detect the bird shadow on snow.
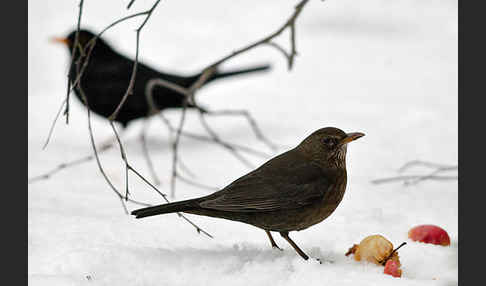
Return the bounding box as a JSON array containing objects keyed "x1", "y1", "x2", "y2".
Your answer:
[{"x1": 129, "y1": 243, "x2": 340, "y2": 271}]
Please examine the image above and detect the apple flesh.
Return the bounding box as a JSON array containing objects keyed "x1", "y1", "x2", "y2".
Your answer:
[
  {"x1": 384, "y1": 260, "x2": 402, "y2": 278},
  {"x1": 408, "y1": 225, "x2": 450, "y2": 246}
]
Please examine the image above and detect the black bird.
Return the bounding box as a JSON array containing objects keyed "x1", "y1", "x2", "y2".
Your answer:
[
  {"x1": 52, "y1": 29, "x2": 271, "y2": 128},
  {"x1": 132, "y1": 127, "x2": 365, "y2": 261}
]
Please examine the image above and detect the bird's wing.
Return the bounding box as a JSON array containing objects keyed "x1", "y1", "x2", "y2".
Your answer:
[{"x1": 200, "y1": 151, "x2": 332, "y2": 212}]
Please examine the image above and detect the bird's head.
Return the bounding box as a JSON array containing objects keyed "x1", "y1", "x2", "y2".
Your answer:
[
  {"x1": 50, "y1": 29, "x2": 112, "y2": 55},
  {"x1": 298, "y1": 127, "x2": 364, "y2": 169}
]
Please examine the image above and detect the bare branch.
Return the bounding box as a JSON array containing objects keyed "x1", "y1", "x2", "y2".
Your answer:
[
  {"x1": 78, "y1": 82, "x2": 139, "y2": 212},
  {"x1": 67, "y1": 10, "x2": 157, "y2": 103},
  {"x1": 266, "y1": 42, "x2": 292, "y2": 69},
  {"x1": 64, "y1": 0, "x2": 85, "y2": 124},
  {"x1": 139, "y1": 120, "x2": 162, "y2": 186},
  {"x1": 145, "y1": 79, "x2": 272, "y2": 197},
  {"x1": 170, "y1": 100, "x2": 189, "y2": 198},
  {"x1": 109, "y1": 121, "x2": 131, "y2": 200},
  {"x1": 398, "y1": 160, "x2": 457, "y2": 173},
  {"x1": 42, "y1": 98, "x2": 66, "y2": 150},
  {"x1": 29, "y1": 140, "x2": 114, "y2": 184},
  {"x1": 371, "y1": 175, "x2": 458, "y2": 185},
  {"x1": 155, "y1": 111, "x2": 271, "y2": 158},
  {"x1": 127, "y1": 0, "x2": 136, "y2": 9},
  {"x1": 109, "y1": 0, "x2": 162, "y2": 121},
  {"x1": 93, "y1": 1, "x2": 165, "y2": 202},
  {"x1": 196, "y1": 0, "x2": 310, "y2": 81},
  {"x1": 372, "y1": 160, "x2": 458, "y2": 186},
  {"x1": 197, "y1": 110, "x2": 256, "y2": 169},
  {"x1": 81, "y1": 92, "x2": 212, "y2": 237},
  {"x1": 197, "y1": 107, "x2": 279, "y2": 151}
]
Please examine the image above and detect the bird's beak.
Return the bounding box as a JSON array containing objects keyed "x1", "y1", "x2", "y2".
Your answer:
[
  {"x1": 340, "y1": 132, "x2": 365, "y2": 145},
  {"x1": 49, "y1": 37, "x2": 69, "y2": 45}
]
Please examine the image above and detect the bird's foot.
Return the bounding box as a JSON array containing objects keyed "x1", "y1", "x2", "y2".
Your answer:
[{"x1": 272, "y1": 245, "x2": 283, "y2": 251}]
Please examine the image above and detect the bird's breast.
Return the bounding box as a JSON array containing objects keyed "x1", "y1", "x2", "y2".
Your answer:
[{"x1": 298, "y1": 172, "x2": 348, "y2": 230}]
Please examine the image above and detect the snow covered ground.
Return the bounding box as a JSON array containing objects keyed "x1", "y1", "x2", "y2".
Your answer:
[{"x1": 28, "y1": 0, "x2": 457, "y2": 285}]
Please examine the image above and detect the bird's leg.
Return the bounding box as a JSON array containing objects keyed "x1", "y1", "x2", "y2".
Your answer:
[
  {"x1": 139, "y1": 119, "x2": 161, "y2": 186},
  {"x1": 279, "y1": 231, "x2": 309, "y2": 260},
  {"x1": 265, "y1": 230, "x2": 282, "y2": 250}
]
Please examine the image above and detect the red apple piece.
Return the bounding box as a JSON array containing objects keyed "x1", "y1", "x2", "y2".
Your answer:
[
  {"x1": 384, "y1": 260, "x2": 402, "y2": 278},
  {"x1": 408, "y1": 225, "x2": 450, "y2": 246}
]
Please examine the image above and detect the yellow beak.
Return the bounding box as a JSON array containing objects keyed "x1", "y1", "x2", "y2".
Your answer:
[
  {"x1": 49, "y1": 37, "x2": 69, "y2": 45},
  {"x1": 340, "y1": 132, "x2": 365, "y2": 145}
]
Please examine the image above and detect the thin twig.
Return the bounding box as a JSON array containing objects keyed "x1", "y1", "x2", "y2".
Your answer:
[
  {"x1": 127, "y1": 0, "x2": 136, "y2": 9},
  {"x1": 266, "y1": 42, "x2": 292, "y2": 69},
  {"x1": 140, "y1": 119, "x2": 162, "y2": 186},
  {"x1": 42, "y1": 98, "x2": 67, "y2": 150},
  {"x1": 170, "y1": 100, "x2": 189, "y2": 198},
  {"x1": 196, "y1": 0, "x2": 310, "y2": 82},
  {"x1": 176, "y1": 156, "x2": 197, "y2": 179},
  {"x1": 109, "y1": 121, "x2": 131, "y2": 200},
  {"x1": 156, "y1": 112, "x2": 270, "y2": 158},
  {"x1": 156, "y1": 113, "x2": 198, "y2": 179},
  {"x1": 67, "y1": 11, "x2": 157, "y2": 101},
  {"x1": 64, "y1": 0, "x2": 85, "y2": 124},
  {"x1": 145, "y1": 79, "x2": 271, "y2": 196},
  {"x1": 101, "y1": 0, "x2": 164, "y2": 203},
  {"x1": 197, "y1": 110, "x2": 255, "y2": 169},
  {"x1": 128, "y1": 161, "x2": 214, "y2": 238},
  {"x1": 398, "y1": 160, "x2": 457, "y2": 173},
  {"x1": 29, "y1": 141, "x2": 114, "y2": 184},
  {"x1": 371, "y1": 175, "x2": 457, "y2": 185},
  {"x1": 372, "y1": 160, "x2": 458, "y2": 186},
  {"x1": 198, "y1": 107, "x2": 279, "y2": 151},
  {"x1": 109, "y1": 0, "x2": 162, "y2": 122},
  {"x1": 78, "y1": 82, "x2": 138, "y2": 213},
  {"x1": 77, "y1": 73, "x2": 212, "y2": 237}
]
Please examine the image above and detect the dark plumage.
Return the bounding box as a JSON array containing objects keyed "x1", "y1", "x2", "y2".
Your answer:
[
  {"x1": 132, "y1": 127, "x2": 365, "y2": 260},
  {"x1": 52, "y1": 29, "x2": 271, "y2": 127}
]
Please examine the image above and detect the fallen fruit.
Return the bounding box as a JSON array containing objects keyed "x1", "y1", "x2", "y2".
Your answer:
[
  {"x1": 408, "y1": 225, "x2": 450, "y2": 246},
  {"x1": 384, "y1": 259, "x2": 402, "y2": 278},
  {"x1": 345, "y1": 234, "x2": 405, "y2": 266}
]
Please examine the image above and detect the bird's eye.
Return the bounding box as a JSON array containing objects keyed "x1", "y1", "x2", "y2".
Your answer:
[{"x1": 323, "y1": 138, "x2": 335, "y2": 146}]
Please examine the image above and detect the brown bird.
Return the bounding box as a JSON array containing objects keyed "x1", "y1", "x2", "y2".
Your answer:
[{"x1": 132, "y1": 127, "x2": 364, "y2": 261}]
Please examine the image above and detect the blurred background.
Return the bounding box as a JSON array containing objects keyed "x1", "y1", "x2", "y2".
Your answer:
[{"x1": 28, "y1": 0, "x2": 457, "y2": 285}]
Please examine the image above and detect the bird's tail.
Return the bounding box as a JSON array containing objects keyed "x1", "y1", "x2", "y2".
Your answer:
[
  {"x1": 131, "y1": 198, "x2": 200, "y2": 219},
  {"x1": 205, "y1": 64, "x2": 271, "y2": 83}
]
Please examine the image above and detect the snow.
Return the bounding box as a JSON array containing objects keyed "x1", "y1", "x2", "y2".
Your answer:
[{"x1": 28, "y1": 0, "x2": 458, "y2": 285}]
